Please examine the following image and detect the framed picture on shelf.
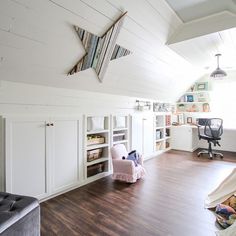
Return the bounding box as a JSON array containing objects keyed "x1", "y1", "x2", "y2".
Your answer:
[
  {"x1": 196, "y1": 82, "x2": 208, "y2": 91},
  {"x1": 203, "y1": 103, "x2": 210, "y2": 112},
  {"x1": 187, "y1": 117, "x2": 192, "y2": 124},
  {"x1": 197, "y1": 92, "x2": 207, "y2": 102},
  {"x1": 186, "y1": 95, "x2": 194, "y2": 102}
]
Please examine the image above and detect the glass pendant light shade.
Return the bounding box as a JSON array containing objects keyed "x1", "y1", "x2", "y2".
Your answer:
[{"x1": 210, "y1": 54, "x2": 227, "y2": 78}]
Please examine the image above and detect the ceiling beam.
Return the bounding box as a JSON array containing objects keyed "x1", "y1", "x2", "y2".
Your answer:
[{"x1": 166, "y1": 11, "x2": 236, "y2": 45}]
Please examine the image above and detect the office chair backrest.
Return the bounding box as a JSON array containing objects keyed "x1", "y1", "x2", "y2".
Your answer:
[
  {"x1": 204, "y1": 118, "x2": 223, "y2": 138},
  {"x1": 197, "y1": 118, "x2": 223, "y2": 139}
]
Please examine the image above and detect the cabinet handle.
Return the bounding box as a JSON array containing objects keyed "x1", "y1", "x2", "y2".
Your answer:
[
  {"x1": 46, "y1": 123, "x2": 50, "y2": 126},
  {"x1": 50, "y1": 123, "x2": 54, "y2": 126}
]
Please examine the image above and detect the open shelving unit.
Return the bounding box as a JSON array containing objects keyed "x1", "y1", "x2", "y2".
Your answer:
[
  {"x1": 176, "y1": 81, "x2": 211, "y2": 113},
  {"x1": 111, "y1": 115, "x2": 130, "y2": 151},
  {"x1": 84, "y1": 115, "x2": 110, "y2": 181},
  {"x1": 154, "y1": 113, "x2": 172, "y2": 154}
]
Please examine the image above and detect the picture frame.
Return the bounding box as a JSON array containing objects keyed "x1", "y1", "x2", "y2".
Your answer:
[
  {"x1": 186, "y1": 95, "x2": 194, "y2": 102},
  {"x1": 196, "y1": 82, "x2": 208, "y2": 91},
  {"x1": 202, "y1": 103, "x2": 210, "y2": 112},
  {"x1": 187, "y1": 117, "x2": 192, "y2": 124},
  {"x1": 197, "y1": 92, "x2": 207, "y2": 102}
]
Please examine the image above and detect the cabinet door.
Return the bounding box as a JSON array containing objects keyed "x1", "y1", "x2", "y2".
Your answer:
[
  {"x1": 131, "y1": 115, "x2": 143, "y2": 153},
  {"x1": 6, "y1": 118, "x2": 48, "y2": 199},
  {"x1": 142, "y1": 115, "x2": 154, "y2": 157},
  {"x1": 50, "y1": 119, "x2": 78, "y2": 194},
  {"x1": 131, "y1": 115, "x2": 154, "y2": 158},
  {"x1": 171, "y1": 126, "x2": 198, "y2": 152}
]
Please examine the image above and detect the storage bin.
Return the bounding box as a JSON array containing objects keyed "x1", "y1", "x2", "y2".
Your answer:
[
  {"x1": 87, "y1": 148, "x2": 103, "y2": 162},
  {"x1": 113, "y1": 135, "x2": 125, "y2": 142},
  {"x1": 156, "y1": 142, "x2": 162, "y2": 150},
  {"x1": 87, "y1": 162, "x2": 105, "y2": 177},
  {"x1": 87, "y1": 117, "x2": 105, "y2": 131},
  {"x1": 87, "y1": 135, "x2": 105, "y2": 146}
]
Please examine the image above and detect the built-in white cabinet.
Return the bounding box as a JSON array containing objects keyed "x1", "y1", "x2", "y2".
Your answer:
[
  {"x1": 5, "y1": 116, "x2": 80, "y2": 200},
  {"x1": 50, "y1": 119, "x2": 79, "y2": 194},
  {"x1": 171, "y1": 125, "x2": 199, "y2": 152},
  {"x1": 131, "y1": 114, "x2": 154, "y2": 160},
  {"x1": 132, "y1": 113, "x2": 172, "y2": 160},
  {"x1": 154, "y1": 113, "x2": 172, "y2": 154},
  {"x1": 111, "y1": 115, "x2": 130, "y2": 151},
  {"x1": 5, "y1": 118, "x2": 48, "y2": 199},
  {"x1": 84, "y1": 115, "x2": 111, "y2": 182}
]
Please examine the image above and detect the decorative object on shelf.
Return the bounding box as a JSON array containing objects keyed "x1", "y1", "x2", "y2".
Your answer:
[
  {"x1": 197, "y1": 92, "x2": 207, "y2": 102},
  {"x1": 196, "y1": 82, "x2": 208, "y2": 91},
  {"x1": 186, "y1": 95, "x2": 194, "y2": 102},
  {"x1": 178, "y1": 95, "x2": 185, "y2": 102},
  {"x1": 186, "y1": 104, "x2": 199, "y2": 112},
  {"x1": 153, "y1": 102, "x2": 172, "y2": 112},
  {"x1": 187, "y1": 117, "x2": 193, "y2": 124},
  {"x1": 177, "y1": 104, "x2": 185, "y2": 112},
  {"x1": 136, "y1": 100, "x2": 151, "y2": 111},
  {"x1": 68, "y1": 12, "x2": 131, "y2": 82},
  {"x1": 190, "y1": 85, "x2": 195, "y2": 92},
  {"x1": 203, "y1": 103, "x2": 210, "y2": 112},
  {"x1": 177, "y1": 113, "x2": 184, "y2": 124},
  {"x1": 210, "y1": 54, "x2": 227, "y2": 78},
  {"x1": 166, "y1": 115, "x2": 171, "y2": 126}
]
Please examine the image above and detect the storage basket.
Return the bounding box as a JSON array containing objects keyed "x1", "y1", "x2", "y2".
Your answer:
[
  {"x1": 87, "y1": 148, "x2": 103, "y2": 162},
  {"x1": 87, "y1": 135, "x2": 105, "y2": 146},
  {"x1": 87, "y1": 162, "x2": 105, "y2": 177},
  {"x1": 156, "y1": 142, "x2": 162, "y2": 150}
]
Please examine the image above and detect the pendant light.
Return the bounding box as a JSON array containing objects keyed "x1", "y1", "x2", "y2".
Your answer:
[{"x1": 210, "y1": 54, "x2": 227, "y2": 78}]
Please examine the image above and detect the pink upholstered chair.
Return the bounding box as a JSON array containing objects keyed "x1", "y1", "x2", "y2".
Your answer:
[{"x1": 110, "y1": 144, "x2": 146, "y2": 183}]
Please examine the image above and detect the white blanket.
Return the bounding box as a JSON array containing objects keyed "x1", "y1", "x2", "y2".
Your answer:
[{"x1": 205, "y1": 168, "x2": 236, "y2": 236}]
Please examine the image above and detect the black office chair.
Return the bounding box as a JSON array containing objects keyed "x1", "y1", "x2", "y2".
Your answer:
[{"x1": 197, "y1": 118, "x2": 223, "y2": 159}]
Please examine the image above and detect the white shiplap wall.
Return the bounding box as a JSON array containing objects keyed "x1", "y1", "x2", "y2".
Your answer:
[
  {"x1": 0, "y1": 80, "x2": 157, "y2": 116},
  {"x1": 0, "y1": 0, "x2": 201, "y2": 102}
]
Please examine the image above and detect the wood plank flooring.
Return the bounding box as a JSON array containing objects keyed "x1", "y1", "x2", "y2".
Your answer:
[{"x1": 41, "y1": 150, "x2": 236, "y2": 236}]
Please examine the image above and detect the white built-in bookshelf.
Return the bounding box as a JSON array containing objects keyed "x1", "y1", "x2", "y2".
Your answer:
[
  {"x1": 154, "y1": 113, "x2": 172, "y2": 155},
  {"x1": 84, "y1": 115, "x2": 111, "y2": 181},
  {"x1": 111, "y1": 115, "x2": 130, "y2": 151}
]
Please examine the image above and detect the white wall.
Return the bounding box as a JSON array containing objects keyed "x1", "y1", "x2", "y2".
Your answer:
[
  {"x1": 0, "y1": 117, "x2": 4, "y2": 191},
  {"x1": 0, "y1": 0, "x2": 201, "y2": 102},
  {"x1": 0, "y1": 80, "x2": 158, "y2": 117}
]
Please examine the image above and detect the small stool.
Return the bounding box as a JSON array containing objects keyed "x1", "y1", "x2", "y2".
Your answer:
[{"x1": 0, "y1": 192, "x2": 40, "y2": 236}]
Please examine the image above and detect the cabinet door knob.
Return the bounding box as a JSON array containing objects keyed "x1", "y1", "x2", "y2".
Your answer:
[
  {"x1": 50, "y1": 123, "x2": 54, "y2": 126},
  {"x1": 46, "y1": 123, "x2": 50, "y2": 126}
]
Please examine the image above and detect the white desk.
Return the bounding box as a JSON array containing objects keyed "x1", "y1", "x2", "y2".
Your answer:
[{"x1": 171, "y1": 125, "x2": 199, "y2": 152}]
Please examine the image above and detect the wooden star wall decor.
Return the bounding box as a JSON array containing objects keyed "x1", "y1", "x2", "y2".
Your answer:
[{"x1": 68, "y1": 11, "x2": 131, "y2": 82}]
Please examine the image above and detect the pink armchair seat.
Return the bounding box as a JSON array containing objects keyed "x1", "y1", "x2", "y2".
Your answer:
[{"x1": 110, "y1": 144, "x2": 146, "y2": 183}]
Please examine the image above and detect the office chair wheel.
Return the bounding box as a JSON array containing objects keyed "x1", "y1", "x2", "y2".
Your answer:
[{"x1": 197, "y1": 153, "x2": 201, "y2": 157}]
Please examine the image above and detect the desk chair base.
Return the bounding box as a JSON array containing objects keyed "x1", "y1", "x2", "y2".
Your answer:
[{"x1": 197, "y1": 150, "x2": 224, "y2": 159}]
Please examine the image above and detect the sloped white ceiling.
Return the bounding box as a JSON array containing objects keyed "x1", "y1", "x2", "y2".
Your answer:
[
  {"x1": 166, "y1": 0, "x2": 236, "y2": 22},
  {"x1": 0, "y1": 0, "x2": 206, "y2": 102}
]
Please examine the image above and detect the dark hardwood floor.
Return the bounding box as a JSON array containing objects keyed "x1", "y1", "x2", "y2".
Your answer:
[{"x1": 41, "y1": 150, "x2": 236, "y2": 236}]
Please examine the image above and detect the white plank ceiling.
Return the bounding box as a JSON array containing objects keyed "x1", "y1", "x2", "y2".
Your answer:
[{"x1": 0, "y1": 0, "x2": 228, "y2": 102}]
